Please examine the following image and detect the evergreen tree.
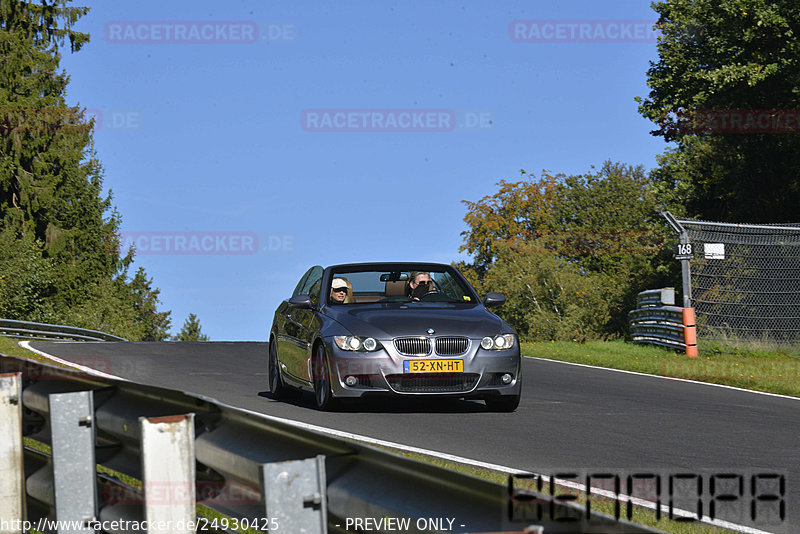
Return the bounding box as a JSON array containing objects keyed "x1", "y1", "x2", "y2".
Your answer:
[
  {"x1": 0, "y1": 1, "x2": 171, "y2": 339},
  {"x1": 1, "y1": 1, "x2": 113, "y2": 306},
  {"x1": 174, "y1": 313, "x2": 209, "y2": 342},
  {"x1": 128, "y1": 268, "x2": 171, "y2": 341}
]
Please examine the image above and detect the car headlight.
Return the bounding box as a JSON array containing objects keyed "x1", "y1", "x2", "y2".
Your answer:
[
  {"x1": 480, "y1": 334, "x2": 516, "y2": 350},
  {"x1": 334, "y1": 335, "x2": 382, "y2": 352}
]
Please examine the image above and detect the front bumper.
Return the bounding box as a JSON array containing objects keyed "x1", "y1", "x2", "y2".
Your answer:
[{"x1": 321, "y1": 337, "x2": 521, "y2": 399}]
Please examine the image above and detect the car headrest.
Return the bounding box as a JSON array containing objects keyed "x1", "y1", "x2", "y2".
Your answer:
[{"x1": 385, "y1": 280, "x2": 406, "y2": 297}]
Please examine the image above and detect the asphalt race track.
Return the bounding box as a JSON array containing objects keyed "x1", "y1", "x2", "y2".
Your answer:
[{"x1": 26, "y1": 341, "x2": 800, "y2": 533}]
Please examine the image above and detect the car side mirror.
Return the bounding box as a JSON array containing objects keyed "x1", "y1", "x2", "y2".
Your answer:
[
  {"x1": 288, "y1": 295, "x2": 314, "y2": 309},
  {"x1": 483, "y1": 292, "x2": 506, "y2": 308}
]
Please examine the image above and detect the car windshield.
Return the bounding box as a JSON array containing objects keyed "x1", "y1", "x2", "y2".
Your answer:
[{"x1": 328, "y1": 267, "x2": 476, "y2": 305}]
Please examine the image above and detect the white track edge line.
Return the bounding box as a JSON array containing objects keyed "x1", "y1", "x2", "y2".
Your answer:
[
  {"x1": 17, "y1": 342, "x2": 779, "y2": 533},
  {"x1": 17, "y1": 340, "x2": 128, "y2": 381},
  {"x1": 525, "y1": 355, "x2": 800, "y2": 401}
]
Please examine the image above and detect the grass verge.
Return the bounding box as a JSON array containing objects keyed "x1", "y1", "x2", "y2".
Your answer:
[
  {"x1": 0, "y1": 336, "x2": 45, "y2": 360},
  {"x1": 523, "y1": 339, "x2": 800, "y2": 398}
]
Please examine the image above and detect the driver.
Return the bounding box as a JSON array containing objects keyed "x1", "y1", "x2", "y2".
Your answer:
[{"x1": 405, "y1": 271, "x2": 435, "y2": 300}]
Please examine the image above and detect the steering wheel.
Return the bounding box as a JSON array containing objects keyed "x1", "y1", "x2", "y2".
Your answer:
[{"x1": 418, "y1": 289, "x2": 441, "y2": 301}]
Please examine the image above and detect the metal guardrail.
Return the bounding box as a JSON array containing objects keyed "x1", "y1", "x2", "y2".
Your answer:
[
  {"x1": 0, "y1": 355, "x2": 660, "y2": 534},
  {"x1": 0, "y1": 319, "x2": 128, "y2": 342},
  {"x1": 628, "y1": 288, "x2": 688, "y2": 350}
]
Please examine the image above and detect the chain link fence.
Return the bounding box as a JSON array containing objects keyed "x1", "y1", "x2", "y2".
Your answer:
[{"x1": 664, "y1": 212, "x2": 800, "y2": 344}]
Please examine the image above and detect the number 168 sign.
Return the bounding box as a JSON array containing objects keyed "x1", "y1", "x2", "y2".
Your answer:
[{"x1": 675, "y1": 243, "x2": 694, "y2": 260}]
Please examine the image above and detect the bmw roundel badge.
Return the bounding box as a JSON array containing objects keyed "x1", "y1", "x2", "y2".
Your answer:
[{"x1": 427, "y1": 328, "x2": 435, "y2": 334}]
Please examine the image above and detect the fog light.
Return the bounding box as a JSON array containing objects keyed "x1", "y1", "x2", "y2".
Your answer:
[
  {"x1": 501, "y1": 373, "x2": 513, "y2": 384},
  {"x1": 345, "y1": 376, "x2": 358, "y2": 387}
]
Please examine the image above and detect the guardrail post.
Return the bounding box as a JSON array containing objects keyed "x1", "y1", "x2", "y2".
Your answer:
[
  {"x1": 50, "y1": 391, "x2": 98, "y2": 533},
  {"x1": 0, "y1": 373, "x2": 24, "y2": 532},
  {"x1": 262, "y1": 455, "x2": 327, "y2": 534},
  {"x1": 140, "y1": 414, "x2": 196, "y2": 533},
  {"x1": 683, "y1": 308, "x2": 698, "y2": 357}
]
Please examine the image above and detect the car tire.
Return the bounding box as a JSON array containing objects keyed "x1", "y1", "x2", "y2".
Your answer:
[
  {"x1": 313, "y1": 344, "x2": 337, "y2": 411},
  {"x1": 485, "y1": 393, "x2": 521, "y2": 412},
  {"x1": 269, "y1": 337, "x2": 287, "y2": 399}
]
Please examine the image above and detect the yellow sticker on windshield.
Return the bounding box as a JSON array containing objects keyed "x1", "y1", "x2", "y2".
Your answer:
[{"x1": 463, "y1": 296, "x2": 471, "y2": 301}]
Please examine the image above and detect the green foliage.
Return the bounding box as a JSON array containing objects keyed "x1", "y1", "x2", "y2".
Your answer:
[
  {"x1": 0, "y1": 1, "x2": 171, "y2": 340},
  {"x1": 480, "y1": 241, "x2": 615, "y2": 342},
  {"x1": 458, "y1": 162, "x2": 675, "y2": 341},
  {"x1": 127, "y1": 268, "x2": 172, "y2": 341},
  {"x1": 638, "y1": 0, "x2": 800, "y2": 222},
  {"x1": 174, "y1": 313, "x2": 210, "y2": 342},
  {"x1": 0, "y1": 227, "x2": 55, "y2": 321},
  {"x1": 59, "y1": 267, "x2": 172, "y2": 341}
]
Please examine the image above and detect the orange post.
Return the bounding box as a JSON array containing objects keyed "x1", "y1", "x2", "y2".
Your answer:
[{"x1": 682, "y1": 307, "x2": 698, "y2": 357}]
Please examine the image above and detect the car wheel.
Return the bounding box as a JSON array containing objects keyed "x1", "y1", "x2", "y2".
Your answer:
[
  {"x1": 485, "y1": 393, "x2": 521, "y2": 412},
  {"x1": 313, "y1": 344, "x2": 337, "y2": 411},
  {"x1": 269, "y1": 338, "x2": 287, "y2": 399}
]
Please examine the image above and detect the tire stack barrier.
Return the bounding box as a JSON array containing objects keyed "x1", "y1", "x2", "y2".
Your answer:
[{"x1": 629, "y1": 288, "x2": 698, "y2": 356}]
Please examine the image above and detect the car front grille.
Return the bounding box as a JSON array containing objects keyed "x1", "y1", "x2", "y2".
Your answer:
[
  {"x1": 434, "y1": 336, "x2": 469, "y2": 355},
  {"x1": 394, "y1": 337, "x2": 431, "y2": 356},
  {"x1": 386, "y1": 373, "x2": 480, "y2": 393}
]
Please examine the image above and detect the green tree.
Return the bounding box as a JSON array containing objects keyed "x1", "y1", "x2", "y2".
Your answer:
[
  {"x1": 126, "y1": 268, "x2": 172, "y2": 341},
  {"x1": 637, "y1": 0, "x2": 800, "y2": 222},
  {"x1": 0, "y1": 227, "x2": 55, "y2": 321},
  {"x1": 458, "y1": 162, "x2": 674, "y2": 340},
  {"x1": 173, "y1": 313, "x2": 209, "y2": 342},
  {"x1": 0, "y1": 1, "x2": 171, "y2": 339},
  {"x1": 1, "y1": 1, "x2": 115, "y2": 305},
  {"x1": 480, "y1": 240, "x2": 616, "y2": 342}
]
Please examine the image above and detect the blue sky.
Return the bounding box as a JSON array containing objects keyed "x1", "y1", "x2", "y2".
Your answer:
[{"x1": 60, "y1": 1, "x2": 668, "y2": 340}]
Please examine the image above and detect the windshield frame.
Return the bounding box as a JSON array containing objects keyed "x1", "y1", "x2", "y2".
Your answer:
[{"x1": 324, "y1": 262, "x2": 480, "y2": 306}]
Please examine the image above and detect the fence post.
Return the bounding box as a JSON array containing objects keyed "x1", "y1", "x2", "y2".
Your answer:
[
  {"x1": 262, "y1": 455, "x2": 327, "y2": 534},
  {"x1": 683, "y1": 308, "x2": 698, "y2": 357},
  {"x1": 662, "y1": 212, "x2": 693, "y2": 308},
  {"x1": 0, "y1": 373, "x2": 24, "y2": 532},
  {"x1": 140, "y1": 414, "x2": 196, "y2": 533},
  {"x1": 50, "y1": 391, "x2": 97, "y2": 532}
]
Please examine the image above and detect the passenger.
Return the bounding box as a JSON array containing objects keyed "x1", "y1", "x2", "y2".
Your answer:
[
  {"x1": 330, "y1": 277, "x2": 351, "y2": 304},
  {"x1": 405, "y1": 271, "x2": 434, "y2": 300}
]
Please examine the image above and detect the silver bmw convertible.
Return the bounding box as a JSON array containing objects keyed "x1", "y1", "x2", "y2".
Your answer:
[{"x1": 268, "y1": 262, "x2": 521, "y2": 411}]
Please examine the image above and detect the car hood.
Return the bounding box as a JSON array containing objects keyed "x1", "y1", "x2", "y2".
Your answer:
[{"x1": 323, "y1": 304, "x2": 507, "y2": 338}]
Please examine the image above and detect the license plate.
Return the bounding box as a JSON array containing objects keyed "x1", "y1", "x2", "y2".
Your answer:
[{"x1": 403, "y1": 359, "x2": 463, "y2": 373}]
